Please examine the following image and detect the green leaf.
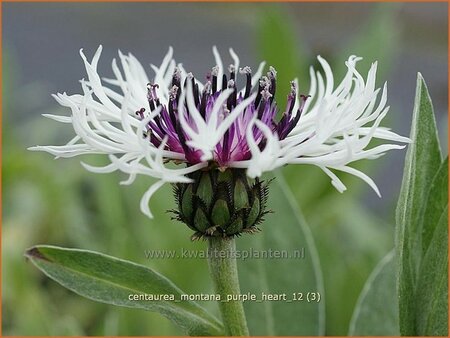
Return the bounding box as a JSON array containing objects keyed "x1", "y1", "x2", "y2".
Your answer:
[
  {"x1": 416, "y1": 206, "x2": 448, "y2": 335},
  {"x1": 415, "y1": 158, "x2": 448, "y2": 335},
  {"x1": 348, "y1": 250, "x2": 399, "y2": 336},
  {"x1": 421, "y1": 157, "x2": 448, "y2": 255},
  {"x1": 25, "y1": 246, "x2": 223, "y2": 336},
  {"x1": 395, "y1": 73, "x2": 443, "y2": 335},
  {"x1": 237, "y1": 172, "x2": 325, "y2": 335}
]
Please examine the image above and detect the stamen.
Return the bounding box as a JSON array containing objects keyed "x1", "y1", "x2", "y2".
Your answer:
[
  {"x1": 194, "y1": 82, "x2": 200, "y2": 108},
  {"x1": 199, "y1": 81, "x2": 211, "y2": 119},
  {"x1": 135, "y1": 108, "x2": 146, "y2": 119},
  {"x1": 147, "y1": 83, "x2": 160, "y2": 99},
  {"x1": 255, "y1": 76, "x2": 271, "y2": 107},
  {"x1": 147, "y1": 84, "x2": 156, "y2": 111},
  {"x1": 240, "y1": 66, "x2": 252, "y2": 99},
  {"x1": 255, "y1": 81, "x2": 263, "y2": 107},
  {"x1": 212, "y1": 66, "x2": 219, "y2": 93},
  {"x1": 150, "y1": 131, "x2": 162, "y2": 148},
  {"x1": 169, "y1": 85, "x2": 179, "y2": 101},
  {"x1": 283, "y1": 81, "x2": 297, "y2": 116},
  {"x1": 286, "y1": 95, "x2": 295, "y2": 116},
  {"x1": 175, "y1": 120, "x2": 192, "y2": 158},
  {"x1": 227, "y1": 80, "x2": 236, "y2": 110},
  {"x1": 259, "y1": 76, "x2": 271, "y2": 89},
  {"x1": 261, "y1": 87, "x2": 273, "y2": 101},
  {"x1": 257, "y1": 97, "x2": 267, "y2": 120},
  {"x1": 183, "y1": 72, "x2": 194, "y2": 89},
  {"x1": 211, "y1": 65, "x2": 219, "y2": 77},
  {"x1": 222, "y1": 74, "x2": 227, "y2": 91},
  {"x1": 172, "y1": 67, "x2": 181, "y2": 87},
  {"x1": 289, "y1": 81, "x2": 297, "y2": 98},
  {"x1": 267, "y1": 67, "x2": 277, "y2": 103},
  {"x1": 268, "y1": 66, "x2": 277, "y2": 79},
  {"x1": 270, "y1": 82, "x2": 276, "y2": 103},
  {"x1": 282, "y1": 94, "x2": 310, "y2": 139},
  {"x1": 239, "y1": 66, "x2": 252, "y2": 75},
  {"x1": 228, "y1": 64, "x2": 235, "y2": 80},
  {"x1": 300, "y1": 94, "x2": 311, "y2": 101},
  {"x1": 153, "y1": 114, "x2": 164, "y2": 131},
  {"x1": 150, "y1": 84, "x2": 161, "y2": 107},
  {"x1": 168, "y1": 102, "x2": 177, "y2": 127},
  {"x1": 276, "y1": 114, "x2": 288, "y2": 136},
  {"x1": 203, "y1": 80, "x2": 212, "y2": 95}
]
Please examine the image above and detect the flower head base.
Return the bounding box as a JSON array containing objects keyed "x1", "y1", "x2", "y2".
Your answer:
[
  {"x1": 29, "y1": 45, "x2": 410, "y2": 235},
  {"x1": 172, "y1": 168, "x2": 270, "y2": 239}
]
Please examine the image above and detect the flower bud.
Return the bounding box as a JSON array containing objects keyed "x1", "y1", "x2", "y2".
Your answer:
[{"x1": 172, "y1": 168, "x2": 270, "y2": 239}]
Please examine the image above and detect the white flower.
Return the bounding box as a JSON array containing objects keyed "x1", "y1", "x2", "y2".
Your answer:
[{"x1": 29, "y1": 45, "x2": 410, "y2": 218}]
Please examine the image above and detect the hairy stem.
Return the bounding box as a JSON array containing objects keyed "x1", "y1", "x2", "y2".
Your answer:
[{"x1": 207, "y1": 237, "x2": 249, "y2": 336}]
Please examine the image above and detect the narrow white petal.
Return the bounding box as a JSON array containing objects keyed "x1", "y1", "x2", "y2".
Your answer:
[
  {"x1": 185, "y1": 81, "x2": 207, "y2": 131},
  {"x1": 252, "y1": 61, "x2": 266, "y2": 87},
  {"x1": 120, "y1": 173, "x2": 137, "y2": 185},
  {"x1": 331, "y1": 165, "x2": 381, "y2": 197},
  {"x1": 81, "y1": 161, "x2": 118, "y2": 173},
  {"x1": 42, "y1": 114, "x2": 72, "y2": 123},
  {"x1": 229, "y1": 48, "x2": 240, "y2": 75},
  {"x1": 212, "y1": 46, "x2": 224, "y2": 90},
  {"x1": 207, "y1": 88, "x2": 233, "y2": 130},
  {"x1": 320, "y1": 166, "x2": 347, "y2": 193},
  {"x1": 140, "y1": 180, "x2": 166, "y2": 218},
  {"x1": 317, "y1": 55, "x2": 334, "y2": 97}
]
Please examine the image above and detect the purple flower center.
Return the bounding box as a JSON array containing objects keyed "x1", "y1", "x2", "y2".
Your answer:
[{"x1": 136, "y1": 65, "x2": 308, "y2": 167}]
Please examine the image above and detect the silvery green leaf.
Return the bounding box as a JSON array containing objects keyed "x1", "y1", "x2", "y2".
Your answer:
[
  {"x1": 395, "y1": 73, "x2": 443, "y2": 335},
  {"x1": 25, "y1": 245, "x2": 223, "y2": 336},
  {"x1": 415, "y1": 206, "x2": 448, "y2": 335},
  {"x1": 421, "y1": 158, "x2": 448, "y2": 256}
]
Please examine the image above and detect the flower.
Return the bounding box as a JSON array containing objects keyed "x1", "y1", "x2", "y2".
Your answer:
[{"x1": 30, "y1": 45, "x2": 410, "y2": 224}]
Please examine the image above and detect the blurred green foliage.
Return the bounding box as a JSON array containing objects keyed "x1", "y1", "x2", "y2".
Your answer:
[{"x1": 3, "y1": 3, "x2": 409, "y2": 336}]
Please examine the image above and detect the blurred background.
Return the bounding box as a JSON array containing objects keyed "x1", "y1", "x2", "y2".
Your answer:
[{"x1": 2, "y1": 2, "x2": 448, "y2": 336}]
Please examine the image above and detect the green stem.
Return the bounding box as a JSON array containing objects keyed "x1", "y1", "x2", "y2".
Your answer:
[{"x1": 207, "y1": 237, "x2": 249, "y2": 336}]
